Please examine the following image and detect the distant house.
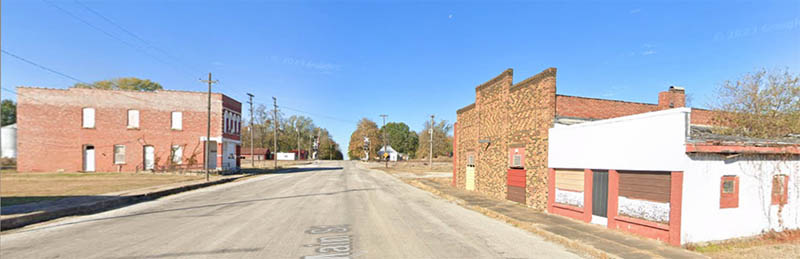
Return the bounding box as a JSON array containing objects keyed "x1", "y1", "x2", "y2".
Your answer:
[
  {"x1": 1, "y1": 123, "x2": 16, "y2": 158},
  {"x1": 241, "y1": 148, "x2": 270, "y2": 160},
  {"x1": 378, "y1": 145, "x2": 399, "y2": 161},
  {"x1": 276, "y1": 152, "x2": 295, "y2": 161}
]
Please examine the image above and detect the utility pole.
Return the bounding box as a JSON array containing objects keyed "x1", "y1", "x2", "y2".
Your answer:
[
  {"x1": 296, "y1": 122, "x2": 301, "y2": 161},
  {"x1": 380, "y1": 114, "x2": 388, "y2": 168},
  {"x1": 272, "y1": 97, "x2": 278, "y2": 170},
  {"x1": 200, "y1": 73, "x2": 218, "y2": 182},
  {"x1": 430, "y1": 115, "x2": 434, "y2": 169},
  {"x1": 247, "y1": 93, "x2": 254, "y2": 169}
]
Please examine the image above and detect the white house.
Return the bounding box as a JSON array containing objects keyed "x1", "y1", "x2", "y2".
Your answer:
[
  {"x1": 378, "y1": 145, "x2": 399, "y2": 161},
  {"x1": 1, "y1": 124, "x2": 16, "y2": 158},
  {"x1": 547, "y1": 108, "x2": 799, "y2": 246},
  {"x1": 276, "y1": 152, "x2": 296, "y2": 161}
]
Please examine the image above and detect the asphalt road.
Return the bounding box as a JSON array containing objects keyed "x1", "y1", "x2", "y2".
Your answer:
[{"x1": 0, "y1": 161, "x2": 581, "y2": 259}]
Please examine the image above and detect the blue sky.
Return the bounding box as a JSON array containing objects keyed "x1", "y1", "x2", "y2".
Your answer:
[{"x1": 3, "y1": 0, "x2": 799, "y2": 157}]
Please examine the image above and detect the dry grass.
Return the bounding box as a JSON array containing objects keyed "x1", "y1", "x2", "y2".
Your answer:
[
  {"x1": 370, "y1": 161, "x2": 452, "y2": 175},
  {"x1": 0, "y1": 170, "x2": 218, "y2": 207},
  {"x1": 239, "y1": 160, "x2": 311, "y2": 169},
  {"x1": 689, "y1": 230, "x2": 800, "y2": 258}
]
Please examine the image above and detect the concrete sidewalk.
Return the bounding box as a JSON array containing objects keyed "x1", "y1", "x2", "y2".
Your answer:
[
  {"x1": 407, "y1": 177, "x2": 707, "y2": 259},
  {"x1": 1, "y1": 174, "x2": 251, "y2": 231}
]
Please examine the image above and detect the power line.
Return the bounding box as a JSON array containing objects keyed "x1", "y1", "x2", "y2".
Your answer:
[
  {"x1": 279, "y1": 105, "x2": 358, "y2": 125},
  {"x1": 42, "y1": 0, "x2": 201, "y2": 79},
  {"x1": 1, "y1": 49, "x2": 186, "y2": 109},
  {"x1": 72, "y1": 0, "x2": 203, "y2": 75},
  {"x1": 2, "y1": 49, "x2": 85, "y2": 83}
]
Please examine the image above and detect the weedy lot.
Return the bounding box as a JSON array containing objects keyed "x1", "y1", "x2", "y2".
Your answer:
[
  {"x1": 689, "y1": 230, "x2": 800, "y2": 259},
  {"x1": 0, "y1": 170, "x2": 218, "y2": 207},
  {"x1": 370, "y1": 160, "x2": 453, "y2": 175}
]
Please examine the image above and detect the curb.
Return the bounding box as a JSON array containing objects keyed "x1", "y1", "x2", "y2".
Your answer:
[
  {"x1": 404, "y1": 178, "x2": 618, "y2": 259},
  {"x1": 1, "y1": 175, "x2": 248, "y2": 231}
]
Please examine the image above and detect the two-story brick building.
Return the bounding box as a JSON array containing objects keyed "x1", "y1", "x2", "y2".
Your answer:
[{"x1": 16, "y1": 87, "x2": 242, "y2": 172}]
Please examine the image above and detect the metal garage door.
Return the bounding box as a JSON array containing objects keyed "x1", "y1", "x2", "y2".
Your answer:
[
  {"x1": 507, "y1": 169, "x2": 526, "y2": 203},
  {"x1": 592, "y1": 170, "x2": 609, "y2": 217}
]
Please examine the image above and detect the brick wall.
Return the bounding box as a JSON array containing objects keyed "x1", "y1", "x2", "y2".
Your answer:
[
  {"x1": 508, "y1": 68, "x2": 557, "y2": 209},
  {"x1": 17, "y1": 87, "x2": 240, "y2": 172},
  {"x1": 689, "y1": 108, "x2": 715, "y2": 125},
  {"x1": 556, "y1": 95, "x2": 660, "y2": 120},
  {"x1": 556, "y1": 88, "x2": 688, "y2": 121},
  {"x1": 456, "y1": 103, "x2": 477, "y2": 190},
  {"x1": 474, "y1": 69, "x2": 513, "y2": 200},
  {"x1": 454, "y1": 67, "x2": 712, "y2": 211}
]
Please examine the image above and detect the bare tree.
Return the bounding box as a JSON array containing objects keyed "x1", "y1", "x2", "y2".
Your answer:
[{"x1": 710, "y1": 68, "x2": 800, "y2": 138}]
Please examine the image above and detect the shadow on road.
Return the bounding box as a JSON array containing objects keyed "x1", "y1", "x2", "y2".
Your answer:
[
  {"x1": 273, "y1": 167, "x2": 343, "y2": 174},
  {"x1": 14, "y1": 187, "x2": 375, "y2": 234},
  {"x1": 108, "y1": 247, "x2": 264, "y2": 259},
  {"x1": 238, "y1": 167, "x2": 343, "y2": 175}
]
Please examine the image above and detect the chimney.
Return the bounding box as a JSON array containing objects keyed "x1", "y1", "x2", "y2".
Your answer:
[{"x1": 658, "y1": 86, "x2": 686, "y2": 109}]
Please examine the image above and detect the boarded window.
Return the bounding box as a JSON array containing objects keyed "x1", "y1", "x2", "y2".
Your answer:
[
  {"x1": 619, "y1": 171, "x2": 671, "y2": 203},
  {"x1": 772, "y1": 175, "x2": 789, "y2": 205},
  {"x1": 128, "y1": 110, "x2": 139, "y2": 128},
  {"x1": 114, "y1": 145, "x2": 125, "y2": 164},
  {"x1": 172, "y1": 145, "x2": 183, "y2": 164},
  {"x1": 82, "y1": 108, "x2": 95, "y2": 128},
  {"x1": 467, "y1": 153, "x2": 475, "y2": 167},
  {"x1": 508, "y1": 147, "x2": 525, "y2": 169},
  {"x1": 555, "y1": 169, "x2": 584, "y2": 192},
  {"x1": 720, "y1": 175, "x2": 739, "y2": 209},
  {"x1": 171, "y1": 112, "x2": 182, "y2": 130}
]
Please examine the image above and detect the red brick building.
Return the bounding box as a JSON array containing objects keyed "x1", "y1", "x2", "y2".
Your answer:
[
  {"x1": 453, "y1": 67, "x2": 714, "y2": 210},
  {"x1": 17, "y1": 87, "x2": 242, "y2": 172}
]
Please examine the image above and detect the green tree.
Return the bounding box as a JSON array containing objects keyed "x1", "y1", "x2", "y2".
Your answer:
[
  {"x1": 381, "y1": 122, "x2": 418, "y2": 158},
  {"x1": 416, "y1": 120, "x2": 453, "y2": 159},
  {"x1": 348, "y1": 118, "x2": 382, "y2": 160},
  {"x1": 72, "y1": 77, "x2": 163, "y2": 91},
  {"x1": 1, "y1": 100, "x2": 16, "y2": 126},
  {"x1": 317, "y1": 128, "x2": 344, "y2": 160},
  {"x1": 710, "y1": 68, "x2": 800, "y2": 138}
]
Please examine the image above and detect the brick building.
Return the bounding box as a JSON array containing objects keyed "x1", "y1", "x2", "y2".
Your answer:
[
  {"x1": 17, "y1": 87, "x2": 242, "y2": 172},
  {"x1": 453, "y1": 67, "x2": 714, "y2": 210}
]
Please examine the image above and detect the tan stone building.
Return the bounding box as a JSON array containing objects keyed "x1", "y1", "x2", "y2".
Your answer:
[{"x1": 453, "y1": 67, "x2": 713, "y2": 210}]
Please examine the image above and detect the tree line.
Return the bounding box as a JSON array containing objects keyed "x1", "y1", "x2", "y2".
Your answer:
[
  {"x1": 241, "y1": 104, "x2": 344, "y2": 160},
  {"x1": 347, "y1": 118, "x2": 453, "y2": 160}
]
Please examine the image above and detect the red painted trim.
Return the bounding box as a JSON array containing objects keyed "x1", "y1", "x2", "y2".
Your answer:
[
  {"x1": 613, "y1": 216, "x2": 671, "y2": 243},
  {"x1": 720, "y1": 175, "x2": 739, "y2": 208},
  {"x1": 771, "y1": 175, "x2": 790, "y2": 205},
  {"x1": 583, "y1": 169, "x2": 593, "y2": 223},
  {"x1": 686, "y1": 143, "x2": 800, "y2": 155},
  {"x1": 508, "y1": 147, "x2": 525, "y2": 168},
  {"x1": 548, "y1": 168, "x2": 556, "y2": 213},
  {"x1": 551, "y1": 203, "x2": 585, "y2": 220},
  {"x1": 235, "y1": 145, "x2": 241, "y2": 168},
  {"x1": 507, "y1": 169, "x2": 526, "y2": 187},
  {"x1": 607, "y1": 170, "x2": 620, "y2": 230},
  {"x1": 553, "y1": 203, "x2": 584, "y2": 213},
  {"x1": 615, "y1": 216, "x2": 670, "y2": 231},
  {"x1": 669, "y1": 171, "x2": 683, "y2": 246}
]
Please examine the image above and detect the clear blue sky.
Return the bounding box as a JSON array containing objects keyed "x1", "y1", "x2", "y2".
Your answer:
[{"x1": 3, "y1": 0, "x2": 799, "y2": 157}]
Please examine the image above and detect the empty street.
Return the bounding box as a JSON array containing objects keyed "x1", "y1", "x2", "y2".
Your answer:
[{"x1": 0, "y1": 161, "x2": 580, "y2": 259}]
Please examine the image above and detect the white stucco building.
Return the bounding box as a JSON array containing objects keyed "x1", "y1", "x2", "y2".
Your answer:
[
  {"x1": 547, "y1": 108, "x2": 799, "y2": 245},
  {"x1": 1, "y1": 124, "x2": 17, "y2": 158}
]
